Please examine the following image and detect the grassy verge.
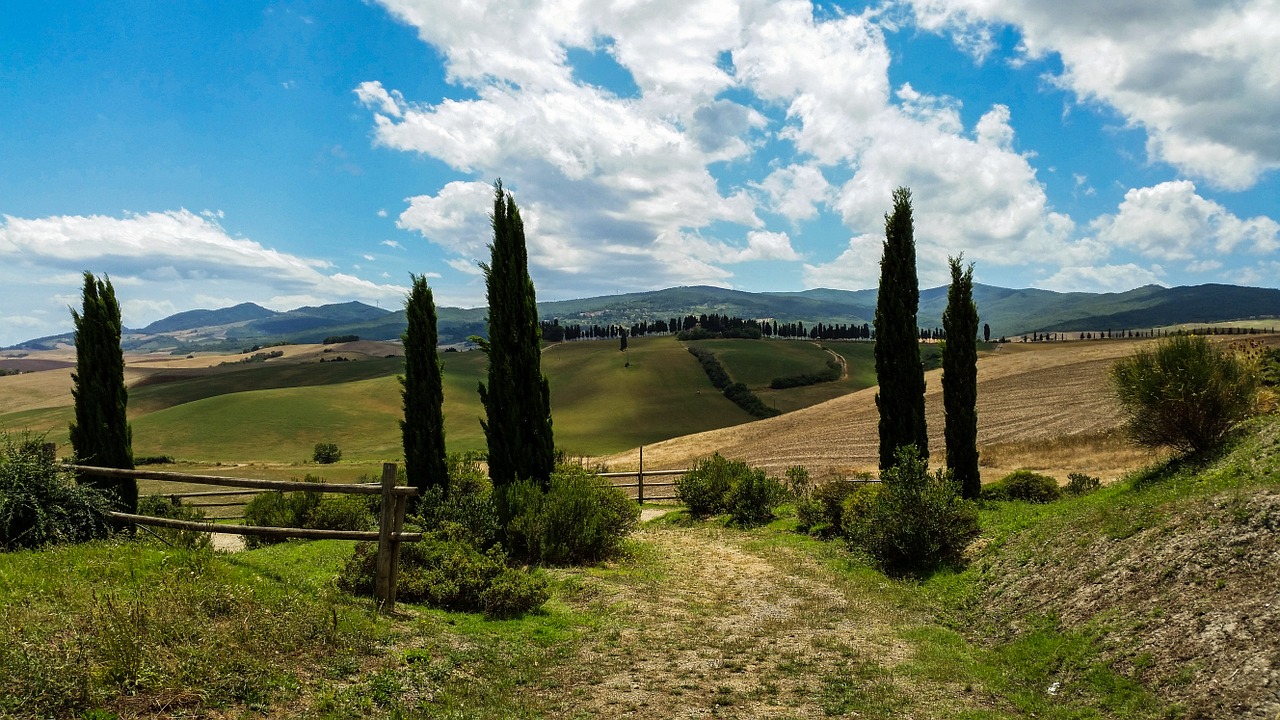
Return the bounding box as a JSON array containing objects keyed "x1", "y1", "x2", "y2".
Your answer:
[{"x1": 7, "y1": 419, "x2": 1276, "y2": 718}]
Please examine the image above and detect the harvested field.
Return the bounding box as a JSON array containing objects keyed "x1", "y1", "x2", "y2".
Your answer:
[{"x1": 599, "y1": 338, "x2": 1225, "y2": 482}]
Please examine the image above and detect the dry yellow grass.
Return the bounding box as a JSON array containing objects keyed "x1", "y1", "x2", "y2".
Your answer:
[{"x1": 598, "y1": 337, "x2": 1251, "y2": 483}]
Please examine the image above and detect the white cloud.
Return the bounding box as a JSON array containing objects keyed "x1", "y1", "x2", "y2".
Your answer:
[
  {"x1": 362, "y1": 254, "x2": 375, "y2": 261},
  {"x1": 753, "y1": 164, "x2": 832, "y2": 221},
  {"x1": 1090, "y1": 181, "x2": 1280, "y2": 262},
  {"x1": 397, "y1": 181, "x2": 495, "y2": 257},
  {"x1": 1035, "y1": 263, "x2": 1165, "y2": 294},
  {"x1": 0, "y1": 210, "x2": 408, "y2": 345},
  {"x1": 360, "y1": 0, "x2": 1274, "y2": 304},
  {"x1": 907, "y1": 0, "x2": 1280, "y2": 189},
  {"x1": 380, "y1": 239, "x2": 403, "y2": 249},
  {"x1": 801, "y1": 234, "x2": 883, "y2": 289},
  {"x1": 376, "y1": 209, "x2": 388, "y2": 218},
  {"x1": 445, "y1": 257, "x2": 482, "y2": 276}
]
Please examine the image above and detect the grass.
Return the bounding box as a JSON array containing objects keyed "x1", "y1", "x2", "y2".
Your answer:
[
  {"x1": 4, "y1": 336, "x2": 782, "y2": 463},
  {"x1": 14, "y1": 421, "x2": 1279, "y2": 720}
]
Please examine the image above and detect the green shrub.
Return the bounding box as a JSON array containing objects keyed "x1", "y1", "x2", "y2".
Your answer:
[
  {"x1": 0, "y1": 432, "x2": 115, "y2": 550},
  {"x1": 502, "y1": 466, "x2": 639, "y2": 565},
  {"x1": 845, "y1": 446, "x2": 979, "y2": 574},
  {"x1": 137, "y1": 495, "x2": 212, "y2": 550},
  {"x1": 675, "y1": 453, "x2": 740, "y2": 517},
  {"x1": 982, "y1": 470, "x2": 1061, "y2": 503},
  {"x1": 241, "y1": 476, "x2": 375, "y2": 549},
  {"x1": 795, "y1": 477, "x2": 870, "y2": 536},
  {"x1": 1065, "y1": 472, "x2": 1102, "y2": 496},
  {"x1": 413, "y1": 455, "x2": 499, "y2": 549},
  {"x1": 838, "y1": 484, "x2": 882, "y2": 537},
  {"x1": 1110, "y1": 334, "x2": 1258, "y2": 454},
  {"x1": 726, "y1": 469, "x2": 786, "y2": 527},
  {"x1": 784, "y1": 465, "x2": 811, "y2": 497},
  {"x1": 336, "y1": 531, "x2": 548, "y2": 619},
  {"x1": 307, "y1": 493, "x2": 377, "y2": 532},
  {"x1": 312, "y1": 442, "x2": 342, "y2": 464}
]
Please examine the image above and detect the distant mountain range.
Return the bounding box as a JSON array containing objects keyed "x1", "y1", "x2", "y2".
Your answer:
[{"x1": 8, "y1": 283, "x2": 1280, "y2": 352}]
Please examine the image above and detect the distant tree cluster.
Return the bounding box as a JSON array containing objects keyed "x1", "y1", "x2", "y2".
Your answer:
[
  {"x1": 686, "y1": 347, "x2": 779, "y2": 419},
  {"x1": 766, "y1": 321, "x2": 872, "y2": 340},
  {"x1": 322, "y1": 334, "x2": 360, "y2": 344}
]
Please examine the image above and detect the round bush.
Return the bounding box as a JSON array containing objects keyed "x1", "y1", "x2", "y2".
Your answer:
[
  {"x1": 501, "y1": 465, "x2": 640, "y2": 565},
  {"x1": 675, "y1": 454, "x2": 739, "y2": 517},
  {"x1": 337, "y1": 532, "x2": 548, "y2": 619},
  {"x1": 845, "y1": 446, "x2": 980, "y2": 574},
  {"x1": 1110, "y1": 334, "x2": 1258, "y2": 454},
  {"x1": 982, "y1": 470, "x2": 1061, "y2": 503}
]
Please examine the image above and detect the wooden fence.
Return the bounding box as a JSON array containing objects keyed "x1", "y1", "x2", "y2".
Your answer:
[{"x1": 71, "y1": 463, "x2": 420, "y2": 613}]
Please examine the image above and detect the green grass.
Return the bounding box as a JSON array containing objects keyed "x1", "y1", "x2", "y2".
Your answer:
[
  {"x1": 3, "y1": 336, "x2": 914, "y2": 464},
  {"x1": 19, "y1": 426, "x2": 1275, "y2": 720},
  {"x1": 692, "y1": 338, "x2": 833, "y2": 387}
]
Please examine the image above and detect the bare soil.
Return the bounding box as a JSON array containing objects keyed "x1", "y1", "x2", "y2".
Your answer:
[
  {"x1": 599, "y1": 338, "x2": 1201, "y2": 482},
  {"x1": 979, "y1": 490, "x2": 1280, "y2": 719},
  {"x1": 538, "y1": 524, "x2": 992, "y2": 719}
]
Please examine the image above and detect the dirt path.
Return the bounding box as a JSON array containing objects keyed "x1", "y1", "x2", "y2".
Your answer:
[
  {"x1": 815, "y1": 342, "x2": 848, "y2": 381},
  {"x1": 538, "y1": 524, "x2": 982, "y2": 719}
]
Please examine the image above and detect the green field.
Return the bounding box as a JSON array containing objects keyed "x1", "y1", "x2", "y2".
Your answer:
[{"x1": 0, "y1": 336, "x2": 914, "y2": 464}]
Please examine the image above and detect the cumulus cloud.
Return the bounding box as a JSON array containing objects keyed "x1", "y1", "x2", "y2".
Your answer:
[
  {"x1": 0, "y1": 210, "x2": 407, "y2": 345},
  {"x1": 753, "y1": 164, "x2": 832, "y2": 222},
  {"x1": 907, "y1": 0, "x2": 1280, "y2": 189},
  {"x1": 359, "y1": 0, "x2": 1276, "y2": 304},
  {"x1": 1034, "y1": 263, "x2": 1165, "y2": 294},
  {"x1": 801, "y1": 234, "x2": 883, "y2": 289},
  {"x1": 1090, "y1": 181, "x2": 1280, "y2": 262}
]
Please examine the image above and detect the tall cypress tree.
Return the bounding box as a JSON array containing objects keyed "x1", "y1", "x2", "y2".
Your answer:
[
  {"x1": 478, "y1": 180, "x2": 555, "y2": 490},
  {"x1": 873, "y1": 187, "x2": 928, "y2": 471},
  {"x1": 401, "y1": 274, "x2": 448, "y2": 500},
  {"x1": 942, "y1": 255, "x2": 981, "y2": 498},
  {"x1": 69, "y1": 271, "x2": 136, "y2": 512}
]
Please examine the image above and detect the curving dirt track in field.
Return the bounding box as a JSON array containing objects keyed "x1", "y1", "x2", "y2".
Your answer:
[{"x1": 600, "y1": 338, "x2": 1183, "y2": 479}]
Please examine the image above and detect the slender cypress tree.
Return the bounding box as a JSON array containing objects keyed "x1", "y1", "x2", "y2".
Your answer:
[
  {"x1": 478, "y1": 180, "x2": 555, "y2": 490},
  {"x1": 69, "y1": 271, "x2": 136, "y2": 512},
  {"x1": 942, "y1": 255, "x2": 981, "y2": 499},
  {"x1": 401, "y1": 274, "x2": 448, "y2": 500},
  {"x1": 873, "y1": 187, "x2": 928, "y2": 471}
]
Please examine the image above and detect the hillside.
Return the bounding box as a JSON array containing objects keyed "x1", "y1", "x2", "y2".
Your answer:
[{"x1": 8, "y1": 283, "x2": 1279, "y2": 352}]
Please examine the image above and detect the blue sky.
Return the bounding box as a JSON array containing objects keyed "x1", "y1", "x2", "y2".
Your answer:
[{"x1": 2, "y1": 0, "x2": 1277, "y2": 346}]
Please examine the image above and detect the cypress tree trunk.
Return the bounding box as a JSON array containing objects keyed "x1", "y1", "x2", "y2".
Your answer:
[
  {"x1": 478, "y1": 180, "x2": 555, "y2": 490},
  {"x1": 69, "y1": 271, "x2": 136, "y2": 512},
  {"x1": 943, "y1": 256, "x2": 981, "y2": 498},
  {"x1": 401, "y1": 274, "x2": 448, "y2": 501},
  {"x1": 873, "y1": 187, "x2": 928, "y2": 471}
]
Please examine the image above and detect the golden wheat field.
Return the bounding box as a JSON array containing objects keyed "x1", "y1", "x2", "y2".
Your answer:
[{"x1": 600, "y1": 336, "x2": 1280, "y2": 482}]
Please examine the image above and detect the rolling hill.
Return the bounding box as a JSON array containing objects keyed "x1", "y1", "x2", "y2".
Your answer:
[{"x1": 7, "y1": 283, "x2": 1279, "y2": 352}]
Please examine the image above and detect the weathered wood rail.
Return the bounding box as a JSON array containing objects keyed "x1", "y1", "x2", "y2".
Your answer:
[{"x1": 72, "y1": 462, "x2": 419, "y2": 613}]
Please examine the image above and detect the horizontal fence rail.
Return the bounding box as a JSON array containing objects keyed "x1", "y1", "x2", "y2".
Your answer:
[
  {"x1": 106, "y1": 511, "x2": 422, "y2": 542},
  {"x1": 74, "y1": 462, "x2": 417, "y2": 613},
  {"x1": 68, "y1": 465, "x2": 415, "y2": 496}
]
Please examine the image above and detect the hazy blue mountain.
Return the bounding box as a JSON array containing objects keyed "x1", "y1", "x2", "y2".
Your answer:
[
  {"x1": 8, "y1": 283, "x2": 1279, "y2": 352},
  {"x1": 140, "y1": 302, "x2": 275, "y2": 333}
]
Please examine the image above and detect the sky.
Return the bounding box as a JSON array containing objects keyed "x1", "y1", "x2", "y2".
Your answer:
[{"x1": 1, "y1": 0, "x2": 1278, "y2": 347}]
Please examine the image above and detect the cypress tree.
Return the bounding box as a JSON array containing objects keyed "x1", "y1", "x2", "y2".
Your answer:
[
  {"x1": 401, "y1": 274, "x2": 448, "y2": 500},
  {"x1": 69, "y1": 271, "x2": 136, "y2": 512},
  {"x1": 942, "y1": 255, "x2": 981, "y2": 499},
  {"x1": 478, "y1": 180, "x2": 555, "y2": 490},
  {"x1": 873, "y1": 187, "x2": 928, "y2": 471}
]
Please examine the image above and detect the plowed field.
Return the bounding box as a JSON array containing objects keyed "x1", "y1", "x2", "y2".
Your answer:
[{"x1": 600, "y1": 338, "x2": 1235, "y2": 481}]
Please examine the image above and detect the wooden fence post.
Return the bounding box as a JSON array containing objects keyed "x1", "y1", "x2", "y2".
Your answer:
[
  {"x1": 637, "y1": 445, "x2": 644, "y2": 504},
  {"x1": 375, "y1": 462, "x2": 398, "y2": 613}
]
